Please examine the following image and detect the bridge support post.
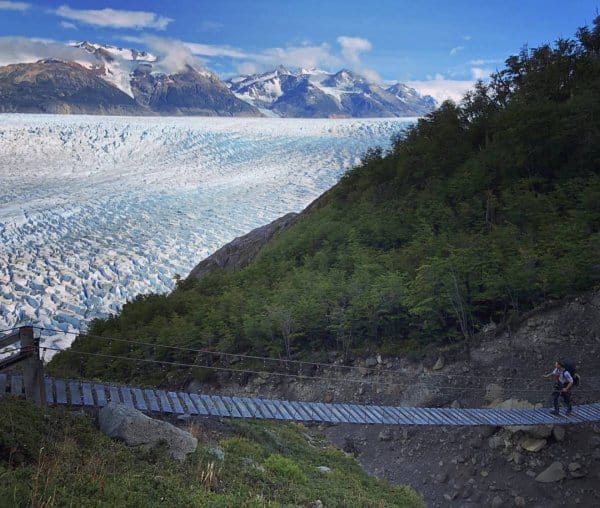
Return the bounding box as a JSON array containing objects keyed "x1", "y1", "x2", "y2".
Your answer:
[{"x1": 21, "y1": 326, "x2": 46, "y2": 406}]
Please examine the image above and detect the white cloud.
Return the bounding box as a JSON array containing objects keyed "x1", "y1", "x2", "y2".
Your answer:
[
  {"x1": 127, "y1": 34, "x2": 378, "y2": 82},
  {"x1": 334, "y1": 35, "x2": 381, "y2": 83},
  {"x1": 236, "y1": 61, "x2": 259, "y2": 75},
  {"x1": 54, "y1": 5, "x2": 173, "y2": 30},
  {"x1": 0, "y1": 1, "x2": 29, "y2": 10},
  {"x1": 360, "y1": 68, "x2": 380, "y2": 83},
  {"x1": 469, "y1": 58, "x2": 501, "y2": 66},
  {"x1": 128, "y1": 37, "x2": 339, "y2": 72},
  {"x1": 463, "y1": 35, "x2": 472, "y2": 41},
  {"x1": 260, "y1": 43, "x2": 340, "y2": 69},
  {"x1": 122, "y1": 36, "x2": 206, "y2": 74},
  {"x1": 337, "y1": 36, "x2": 372, "y2": 64},
  {"x1": 407, "y1": 76, "x2": 475, "y2": 104},
  {"x1": 450, "y1": 45, "x2": 464, "y2": 56},
  {"x1": 184, "y1": 42, "x2": 249, "y2": 59},
  {"x1": 471, "y1": 67, "x2": 493, "y2": 80},
  {"x1": 0, "y1": 36, "x2": 96, "y2": 67},
  {"x1": 60, "y1": 21, "x2": 77, "y2": 30}
]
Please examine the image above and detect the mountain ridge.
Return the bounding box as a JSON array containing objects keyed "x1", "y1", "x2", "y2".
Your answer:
[
  {"x1": 0, "y1": 40, "x2": 435, "y2": 117},
  {"x1": 226, "y1": 67, "x2": 436, "y2": 117}
]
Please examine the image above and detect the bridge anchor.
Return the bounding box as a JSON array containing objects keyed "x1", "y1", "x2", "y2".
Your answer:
[{"x1": 0, "y1": 326, "x2": 46, "y2": 406}]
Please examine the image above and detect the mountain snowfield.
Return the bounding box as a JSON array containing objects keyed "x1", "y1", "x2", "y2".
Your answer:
[{"x1": 0, "y1": 114, "x2": 415, "y2": 354}]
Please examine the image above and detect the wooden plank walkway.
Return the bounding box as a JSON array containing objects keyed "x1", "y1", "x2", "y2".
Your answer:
[{"x1": 1, "y1": 374, "x2": 598, "y2": 426}]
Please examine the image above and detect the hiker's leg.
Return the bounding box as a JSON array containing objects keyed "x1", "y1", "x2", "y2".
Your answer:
[
  {"x1": 562, "y1": 391, "x2": 572, "y2": 412},
  {"x1": 552, "y1": 389, "x2": 560, "y2": 411}
]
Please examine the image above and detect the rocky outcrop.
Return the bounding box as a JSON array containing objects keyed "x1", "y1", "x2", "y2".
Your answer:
[
  {"x1": 98, "y1": 403, "x2": 197, "y2": 461},
  {"x1": 188, "y1": 212, "x2": 299, "y2": 280}
]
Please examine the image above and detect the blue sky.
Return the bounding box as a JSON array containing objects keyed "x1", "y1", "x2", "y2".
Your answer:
[{"x1": 0, "y1": 1, "x2": 598, "y2": 101}]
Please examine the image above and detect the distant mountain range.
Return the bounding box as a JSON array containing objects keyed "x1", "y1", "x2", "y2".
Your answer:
[
  {"x1": 0, "y1": 41, "x2": 436, "y2": 117},
  {"x1": 226, "y1": 66, "x2": 436, "y2": 117}
]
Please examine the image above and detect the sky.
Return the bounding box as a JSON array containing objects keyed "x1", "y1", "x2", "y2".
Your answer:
[{"x1": 0, "y1": 0, "x2": 599, "y2": 102}]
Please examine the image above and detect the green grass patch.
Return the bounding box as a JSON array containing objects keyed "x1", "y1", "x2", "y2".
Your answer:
[{"x1": 0, "y1": 398, "x2": 422, "y2": 507}]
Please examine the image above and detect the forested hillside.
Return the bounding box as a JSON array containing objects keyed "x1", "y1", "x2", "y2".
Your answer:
[{"x1": 50, "y1": 19, "x2": 600, "y2": 385}]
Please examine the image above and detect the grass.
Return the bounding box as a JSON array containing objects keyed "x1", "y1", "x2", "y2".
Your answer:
[{"x1": 0, "y1": 397, "x2": 423, "y2": 507}]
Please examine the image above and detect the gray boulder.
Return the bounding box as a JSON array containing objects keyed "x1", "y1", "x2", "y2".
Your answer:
[
  {"x1": 535, "y1": 461, "x2": 566, "y2": 483},
  {"x1": 99, "y1": 402, "x2": 197, "y2": 461}
]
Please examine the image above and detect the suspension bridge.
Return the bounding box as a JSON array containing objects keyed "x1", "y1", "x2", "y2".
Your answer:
[{"x1": 2, "y1": 326, "x2": 600, "y2": 427}]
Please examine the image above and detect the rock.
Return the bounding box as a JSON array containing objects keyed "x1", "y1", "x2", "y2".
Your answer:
[
  {"x1": 479, "y1": 426, "x2": 498, "y2": 438},
  {"x1": 509, "y1": 451, "x2": 524, "y2": 465},
  {"x1": 98, "y1": 402, "x2": 197, "y2": 462},
  {"x1": 311, "y1": 501, "x2": 323, "y2": 508},
  {"x1": 491, "y1": 495, "x2": 503, "y2": 508},
  {"x1": 443, "y1": 491, "x2": 458, "y2": 501},
  {"x1": 535, "y1": 461, "x2": 566, "y2": 483},
  {"x1": 568, "y1": 462, "x2": 586, "y2": 478},
  {"x1": 524, "y1": 425, "x2": 553, "y2": 439},
  {"x1": 485, "y1": 383, "x2": 504, "y2": 403},
  {"x1": 480, "y1": 470, "x2": 489, "y2": 478},
  {"x1": 552, "y1": 426, "x2": 565, "y2": 442},
  {"x1": 519, "y1": 437, "x2": 547, "y2": 453},
  {"x1": 514, "y1": 496, "x2": 526, "y2": 507},
  {"x1": 450, "y1": 399, "x2": 461, "y2": 408},
  {"x1": 526, "y1": 470, "x2": 536, "y2": 478},
  {"x1": 433, "y1": 356, "x2": 445, "y2": 370},
  {"x1": 317, "y1": 466, "x2": 331, "y2": 474},
  {"x1": 460, "y1": 485, "x2": 473, "y2": 499},
  {"x1": 189, "y1": 212, "x2": 298, "y2": 280},
  {"x1": 488, "y1": 435, "x2": 504, "y2": 450},
  {"x1": 570, "y1": 470, "x2": 586, "y2": 479},
  {"x1": 378, "y1": 429, "x2": 393, "y2": 441},
  {"x1": 365, "y1": 357, "x2": 378, "y2": 368},
  {"x1": 435, "y1": 472, "x2": 448, "y2": 484}
]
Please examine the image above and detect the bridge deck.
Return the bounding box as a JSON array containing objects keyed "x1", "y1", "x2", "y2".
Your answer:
[{"x1": 2, "y1": 373, "x2": 598, "y2": 426}]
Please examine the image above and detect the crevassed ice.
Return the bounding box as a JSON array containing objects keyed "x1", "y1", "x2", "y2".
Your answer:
[{"x1": 0, "y1": 114, "x2": 416, "y2": 354}]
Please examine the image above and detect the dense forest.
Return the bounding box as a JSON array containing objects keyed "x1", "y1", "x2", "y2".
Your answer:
[{"x1": 50, "y1": 19, "x2": 600, "y2": 385}]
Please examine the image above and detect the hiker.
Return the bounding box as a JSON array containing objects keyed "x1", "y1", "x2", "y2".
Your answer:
[{"x1": 543, "y1": 360, "x2": 573, "y2": 416}]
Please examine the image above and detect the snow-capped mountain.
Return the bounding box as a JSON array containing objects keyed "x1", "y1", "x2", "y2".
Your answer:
[
  {"x1": 227, "y1": 67, "x2": 436, "y2": 118},
  {"x1": 70, "y1": 41, "x2": 156, "y2": 98},
  {"x1": 0, "y1": 40, "x2": 435, "y2": 117},
  {"x1": 0, "y1": 41, "x2": 261, "y2": 116}
]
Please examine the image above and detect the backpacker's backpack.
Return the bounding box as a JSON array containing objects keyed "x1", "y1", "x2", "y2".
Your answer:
[{"x1": 561, "y1": 360, "x2": 580, "y2": 387}]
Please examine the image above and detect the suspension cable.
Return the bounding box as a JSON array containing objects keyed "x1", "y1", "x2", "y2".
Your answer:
[
  {"x1": 43, "y1": 346, "x2": 600, "y2": 396},
  {"x1": 34, "y1": 326, "x2": 600, "y2": 384}
]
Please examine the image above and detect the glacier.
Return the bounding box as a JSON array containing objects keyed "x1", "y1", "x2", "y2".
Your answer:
[{"x1": 0, "y1": 114, "x2": 415, "y2": 355}]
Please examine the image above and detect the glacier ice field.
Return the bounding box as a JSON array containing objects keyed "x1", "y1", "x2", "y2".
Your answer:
[{"x1": 0, "y1": 114, "x2": 415, "y2": 354}]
